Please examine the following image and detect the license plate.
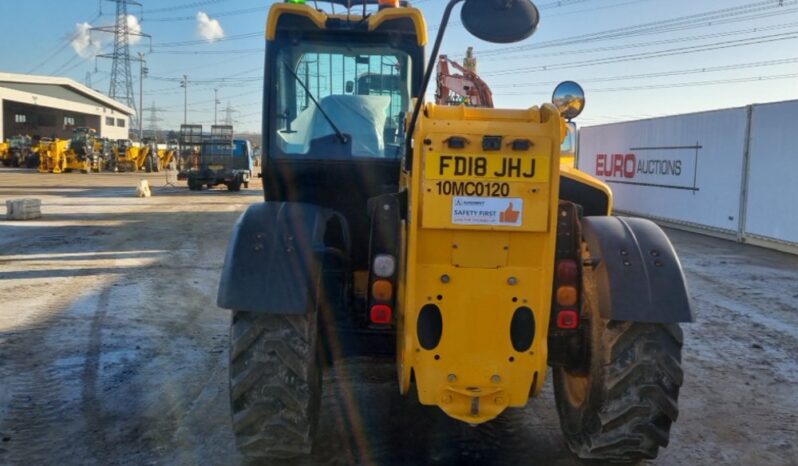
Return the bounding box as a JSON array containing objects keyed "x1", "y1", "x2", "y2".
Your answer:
[
  {"x1": 425, "y1": 154, "x2": 549, "y2": 182},
  {"x1": 209, "y1": 165, "x2": 224, "y2": 171}
]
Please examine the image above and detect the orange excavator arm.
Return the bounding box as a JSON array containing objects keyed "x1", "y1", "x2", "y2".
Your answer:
[{"x1": 435, "y1": 52, "x2": 494, "y2": 108}]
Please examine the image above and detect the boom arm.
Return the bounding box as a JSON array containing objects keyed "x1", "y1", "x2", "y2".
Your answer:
[{"x1": 436, "y1": 54, "x2": 494, "y2": 108}]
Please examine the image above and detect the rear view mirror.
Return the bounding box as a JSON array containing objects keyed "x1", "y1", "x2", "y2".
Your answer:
[
  {"x1": 552, "y1": 81, "x2": 586, "y2": 120},
  {"x1": 461, "y1": 0, "x2": 540, "y2": 44}
]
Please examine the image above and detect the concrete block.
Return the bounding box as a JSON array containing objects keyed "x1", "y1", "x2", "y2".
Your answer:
[{"x1": 6, "y1": 198, "x2": 42, "y2": 220}]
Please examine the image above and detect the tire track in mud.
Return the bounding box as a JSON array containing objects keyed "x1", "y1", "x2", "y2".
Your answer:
[{"x1": 0, "y1": 192, "x2": 248, "y2": 465}]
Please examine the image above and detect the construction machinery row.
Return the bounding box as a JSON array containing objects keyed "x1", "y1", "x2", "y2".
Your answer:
[{"x1": 34, "y1": 127, "x2": 177, "y2": 174}]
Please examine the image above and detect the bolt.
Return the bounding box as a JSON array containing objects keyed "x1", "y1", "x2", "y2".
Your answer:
[
  {"x1": 623, "y1": 260, "x2": 631, "y2": 266},
  {"x1": 254, "y1": 243, "x2": 263, "y2": 251},
  {"x1": 441, "y1": 274, "x2": 450, "y2": 284},
  {"x1": 256, "y1": 233, "x2": 264, "y2": 240},
  {"x1": 494, "y1": 397, "x2": 505, "y2": 404},
  {"x1": 620, "y1": 249, "x2": 628, "y2": 256},
  {"x1": 491, "y1": 375, "x2": 501, "y2": 384},
  {"x1": 442, "y1": 395, "x2": 452, "y2": 404},
  {"x1": 452, "y1": 243, "x2": 458, "y2": 249},
  {"x1": 383, "y1": 204, "x2": 390, "y2": 211},
  {"x1": 507, "y1": 276, "x2": 518, "y2": 286},
  {"x1": 447, "y1": 374, "x2": 457, "y2": 382}
]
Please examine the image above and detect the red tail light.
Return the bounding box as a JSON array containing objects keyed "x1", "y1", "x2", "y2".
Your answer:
[
  {"x1": 556, "y1": 259, "x2": 578, "y2": 284},
  {"x1": 556, "y1": 309, "x2": 579, "y2": 329},
  {"x1": 370, "y1": 305, "x2": 393, "y2": 324}
]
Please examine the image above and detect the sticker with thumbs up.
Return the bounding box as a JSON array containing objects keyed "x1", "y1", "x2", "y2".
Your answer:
[{"x1": 452, "y1": 197, "x2": 523, "y2": 226}]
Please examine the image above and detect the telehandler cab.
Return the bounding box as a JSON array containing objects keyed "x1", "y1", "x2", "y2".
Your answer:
[{"x1": 218, "y1": 0, "x2": 692, "y2": 463}]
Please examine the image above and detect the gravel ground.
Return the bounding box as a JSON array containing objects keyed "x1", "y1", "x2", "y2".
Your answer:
[{"x1": 0, "y1": 169, "x2": 795, "y2": 466}]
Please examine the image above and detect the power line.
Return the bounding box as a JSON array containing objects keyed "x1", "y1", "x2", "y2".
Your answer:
[
  {"x1": 484, "y1": 30, "x2": 798, "y2": 76},
  {"x1": 474, "y1": 0, "x2": 798, "y2": 57},
  {"x1": 491, "y1": 57, "x2": 798, "y2": 89},
  {"x1": 145, "y1": 0, "x2": 232, "y2": 14},
  {"x1": 144, "y1": 6, "x2": 262, "y2": 22},
  {"x1": 28, "y1": 11, "x2": 104, "y2": 74},
  {"x1": 479, "y1": 19, "x2": 798, "y2": 63},
  {"x1": 494, "y1": 72, "x2": 798, "y2": 95}
]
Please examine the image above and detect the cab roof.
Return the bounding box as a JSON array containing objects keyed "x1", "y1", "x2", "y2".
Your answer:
[{"x1": 266, "y1": 2, "x2": 427, "y2": 45}]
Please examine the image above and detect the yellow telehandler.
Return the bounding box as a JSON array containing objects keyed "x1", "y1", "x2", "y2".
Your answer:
[
  {"x1": 38, "y1": 138, "x2": 70, "y2": 174},
  {"x1": 217, "y1": 0, "x2": 692, "y2": 463},
  {"x1": 111, "y1": 139, "x2": 156, "y2": 172}
]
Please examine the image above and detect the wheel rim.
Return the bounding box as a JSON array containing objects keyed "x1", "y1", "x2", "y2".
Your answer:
[{"x1": 562, "y1": 369, "x2": 589, "y2": 407}]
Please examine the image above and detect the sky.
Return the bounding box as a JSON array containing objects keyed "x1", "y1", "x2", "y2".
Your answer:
[{"x1": 1, "y1": 0, "x2": 798, "y2": 132}]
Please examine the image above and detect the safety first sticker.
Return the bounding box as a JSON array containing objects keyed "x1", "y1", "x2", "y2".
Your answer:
[{"x1": 452, "y1": 196, "x2": 523, "y2": 226}]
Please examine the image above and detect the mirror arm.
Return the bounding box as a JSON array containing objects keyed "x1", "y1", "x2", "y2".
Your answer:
[{"x1": 404, "y1": 0, "x2": 464, "y2": 171}]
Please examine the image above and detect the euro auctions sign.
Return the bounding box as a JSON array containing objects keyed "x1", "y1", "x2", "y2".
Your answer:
[{"x1": 594, "y1": 145, "x2": 701, "y2": 192}]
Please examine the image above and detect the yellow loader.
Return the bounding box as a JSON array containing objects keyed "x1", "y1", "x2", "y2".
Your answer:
[
  {"x1": 38, "y1": 138, "x2": 70, "y2": 174},
  {"x1": 217, "y1": 0, "x2": 692, "y2": 463}
]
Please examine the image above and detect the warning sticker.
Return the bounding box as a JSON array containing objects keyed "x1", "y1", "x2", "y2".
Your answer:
[{"x1": 452, "y1": 197, "x2": 523, "y2": 226}]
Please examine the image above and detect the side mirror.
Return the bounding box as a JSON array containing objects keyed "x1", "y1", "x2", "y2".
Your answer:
[
  {"x1": 345, "y1": 81, "x2": 354, "y2": 93},
  {"x1": 461, "y1": 0, "x2": 540, "y2": 44},
  {"x1": 552, "y1": 81, "x2": 585, "y2": 121}
]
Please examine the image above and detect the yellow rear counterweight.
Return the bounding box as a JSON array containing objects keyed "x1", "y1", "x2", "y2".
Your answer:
[{"x1": 399, "y1": 103, "x2": 562, "y2": 424}]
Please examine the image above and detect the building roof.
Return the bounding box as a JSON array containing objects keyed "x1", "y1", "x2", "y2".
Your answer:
[{"x1": 0, "y1": 72, "x2": 135, "y2": 116}]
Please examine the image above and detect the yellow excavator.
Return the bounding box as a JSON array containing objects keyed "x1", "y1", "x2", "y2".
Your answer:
[{"x1": 216, "y1": 1, "x2": 692, "y2": 463}]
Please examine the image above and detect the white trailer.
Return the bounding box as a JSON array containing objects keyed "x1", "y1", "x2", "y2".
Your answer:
[{"x1": 577, "y1": 99, "x2": 798, "y2": 254}]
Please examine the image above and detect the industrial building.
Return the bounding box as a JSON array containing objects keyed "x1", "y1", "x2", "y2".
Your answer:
[{"x1": 0, "y1": 72, "x2": 134, "y2": 142}]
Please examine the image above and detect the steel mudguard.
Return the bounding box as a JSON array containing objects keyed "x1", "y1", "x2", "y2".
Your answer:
[
  {"x1": 581, "y1": 216, "x2": 693, "y2": 323},
  {"x1": 217, "y1": 202, "x2": 333, "y2": 313}
]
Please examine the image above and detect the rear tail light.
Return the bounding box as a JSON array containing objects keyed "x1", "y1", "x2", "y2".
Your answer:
[
  {"x1": 556, "y1": 309, "x2": 579, "y2": 329},
  {"x1": 372, "y1": 280, "x2": 393, "y2": 301},
  {"x1": 556, "y1": 259, "x2": 578, "y2": 284},
  {"x1": 370, "y1": 305, "x2": 393, "y2": 324},
  {"x1": 556, "y1": 286, "x2": 578, "y2": 307}
]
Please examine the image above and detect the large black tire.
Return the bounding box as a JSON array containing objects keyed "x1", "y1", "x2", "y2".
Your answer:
[
  {"x1": 229, "y1": 312, "x2": 322, "y2": 460},
  {"x1": 227, "y1": 177, "x2": 242, "y2": 192},
  {"x1": 553, "y1": 250, "x2": 684, "y2": 464},
  {"x1": 187, "y1": 178, "x2": 200, "y2": 191}
]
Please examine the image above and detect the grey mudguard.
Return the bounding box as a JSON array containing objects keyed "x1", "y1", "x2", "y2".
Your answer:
[
  {"x1": 581, "y1": 216, "x2": 693, "y2": 323},
  {"x1": 217, "y1": 202, "x2": 331, "y2": 313}
]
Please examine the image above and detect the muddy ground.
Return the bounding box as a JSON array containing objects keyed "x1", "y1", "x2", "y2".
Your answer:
[{"x1": 0, "y1": 169, "x2": 796, "y2": 466}]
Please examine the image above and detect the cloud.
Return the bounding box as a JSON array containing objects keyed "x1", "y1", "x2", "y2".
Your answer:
[
  {"x1": 126, "y1": 14, "x2": 143, "y2": 45},
  {"x1": 70, "y1": 15, "x2": 143, "y2": 59},
  {"x1": 196, "y1": 11, "x2": 224, "y2": 42},
  {"x1": 71, "y1": 22, "x2": 101, "y2": 58}
]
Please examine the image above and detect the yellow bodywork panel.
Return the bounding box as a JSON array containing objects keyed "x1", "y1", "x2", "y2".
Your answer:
[
  {"x1": 266, "y1": 3, "x2": 427, "y2": 45},
  {"x1": 560, "y1": 163, "x2": 614, "y2": 214},
  {"x1": 399, "y1": 103, "x2": 563, "y2": 424}
]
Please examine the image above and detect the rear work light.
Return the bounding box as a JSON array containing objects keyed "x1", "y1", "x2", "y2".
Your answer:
[
  {"x1": 370, "y1": 305, "x2": 393, "y2": 324},
  {"x1": 372, "y1": 254, "x2": 396, "y2": 278},
  {"x1": 379, "y1": 0, "x2": 400, "y2": 8},
  {"x1": 556, "y1": 309, "x2": 579, "y2": 330}
]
